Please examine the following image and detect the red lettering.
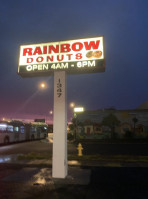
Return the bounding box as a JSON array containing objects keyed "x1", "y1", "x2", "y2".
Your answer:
[
  {"x1": 27, "y1": 57, "x2": 33, "y2": 63},
  {"x1": 36, "y1": 57, "x2": 44, "y2": 62},
  {"x1": 66, "y1": 54, "x2": 73, "y2": 60},
  {"x1": 61, "y1": 44, "x2": 71, "y2": 53},
  {"x1": 75, "y1": 53, "x2": 82, "y2": 60},
  {"x1": 57, "y1": 55, "x2": 64, "y2": 61},
  {"x1": 33, "y1": 47, "x2": 42, "y2": 55},
  {"x1": 84, "y1": 40, "x2": 100, "y2": 50},
  {"x1": 49, "y1": 45, "x2": 59, "y2": 54},
  {"x1": 23, "y1": 48, "x2": 32, "y2": 56},
  {"x1": 43, "y1": 46, "x2": 47, "y2": 54},
  {"x1": 72, "y1": 42, "x2": 83, "y2": 51},
  {"x1": 47, "y1": 56, "x2": 54, "y2": 62}
]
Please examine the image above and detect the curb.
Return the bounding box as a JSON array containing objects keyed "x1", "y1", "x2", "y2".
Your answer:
[{"x1": 1, "y1": 160, "x2": 148, "y2": 168}]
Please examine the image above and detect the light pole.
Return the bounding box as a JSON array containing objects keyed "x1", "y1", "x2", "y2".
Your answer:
[
  {"x1": 73, "y1": 107, "x2": 84, "y2": 140},
  {"x1": 69, "y1": 102, "x2": 75, "y2": 123},
  {"x1": 38, "y1": 82, "x2": 48, "y2": 122}
]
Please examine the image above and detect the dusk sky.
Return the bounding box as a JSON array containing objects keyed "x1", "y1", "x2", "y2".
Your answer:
[{"x1": 0, "y1": 0, "x2": 148, "y2": 123}]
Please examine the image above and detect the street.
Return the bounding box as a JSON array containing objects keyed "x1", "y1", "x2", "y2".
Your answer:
[
  {"x1": 0, "y1": 140, "x2": 53, "y2": 156},
  {"x1": 0, "y1": 140, "x2": 77, "y2": 156},
  {"x1": 1, "y1": 139, "x2": 148, "y2": 156}
]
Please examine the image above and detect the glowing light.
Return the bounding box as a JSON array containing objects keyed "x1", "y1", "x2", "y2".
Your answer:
[
  {"x1": 70, "y1": 102, "x2": 75, "y2": 108},
  {"x1": 49, "y1": 110, "x2": 53, "y2": 115},
  {"x1": 40, "y1": 83, "x2": 46, "y2": 88},
  {"x1": 0, "y1": 157, "x2": 11, "y2": 163},
  {"x1": 0, "y1": 124, "x2": 7, "y2": 128},
  {"x1": 38, "y1": 82, "x2": 47, "y2": 90},
  {"x1": 68, "y1": 160, "x2": 81, "y2": 166},
  {"x1": 74, "y1": 107, "x2": 84, "y2": 112}
]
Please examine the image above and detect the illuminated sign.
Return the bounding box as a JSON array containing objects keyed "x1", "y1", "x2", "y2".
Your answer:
[
  {"x1": 74, "y1": 107, "x2": 84, "y2": 112},
  {"x1": 18, "y1": 36, "x2": 105, "y2": 77}
]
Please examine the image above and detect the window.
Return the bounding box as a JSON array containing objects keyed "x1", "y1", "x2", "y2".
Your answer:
[
  {"x1": 0, "y1": 124, "x2": 7, "y2": 132},
  {"x1": 30, "y1": 126, "x2": 36, "y2": 133},
  {"x1": 7, "y1": 125, "x2": 13, "y2": 132},
  {"x1": 14, "y1": 127, "x2": 19, "y2": 132},
  {"x1": 20, "y1": 126, "x2": 25, "y2": 133}
]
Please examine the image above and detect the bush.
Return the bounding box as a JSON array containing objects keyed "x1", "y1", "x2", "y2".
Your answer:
[
  {"x1": 76, "y1": 134, "x2": 85, "y2": 139},
  {"x1": 67, "y1": 133, "x2": 74, "y2": 140},
  {"x1": 124, "y1": 130, "x2": 133, "y2": 139}
]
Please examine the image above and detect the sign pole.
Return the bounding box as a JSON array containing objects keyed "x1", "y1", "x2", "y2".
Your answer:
[
  {"x1": 18, "y1": 36, "x2": 105, "y2": 178},
  {"x1": 52, "y1": 71, "x2": 67, "y2": 178}
]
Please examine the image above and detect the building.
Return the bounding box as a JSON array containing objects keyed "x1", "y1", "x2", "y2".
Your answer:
[{"x1": 75, "y1": 108, "x2": 148, "y2": 139}]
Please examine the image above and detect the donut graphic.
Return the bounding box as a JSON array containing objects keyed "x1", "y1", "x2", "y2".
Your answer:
[
  {"x1": 86, "y1": 50, "x2": 102, "y2": 59},
  {"x1": 86, "y1": 51, "x2": 93, "y2": 58},
  {"x1": 93, "y1": 51, "x2": 102, "y2": 58}
]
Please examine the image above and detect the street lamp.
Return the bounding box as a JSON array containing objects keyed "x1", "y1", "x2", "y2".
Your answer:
[
  {"x1": 73, "y1": 107, "x2": 84, "y2": 140},
  {"x1": 49, "y1": 110, "x2": 53, "y2": 115},
  {"x1": 38, "y1": 82, "x2": 47, "y2": 90},
  {"x1": 40, "y1": 82, "x2": 46, "y2": 89},
  {"x1": 70, "y1": 102, "x2": 75, "y2": 108},
  {"x1": 69, "y1": 102, "x2": 75, "y2": 122}
]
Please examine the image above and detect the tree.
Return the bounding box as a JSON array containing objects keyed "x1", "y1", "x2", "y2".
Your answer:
[
  {"x1": 70, "y1": 118, "x2": 83, "y2": 140},
  {"x1": 101, "y1": 114, "x2": 120, "y2": 139},
  {"x1": 132, "y1": 117, "x2": 138, "y2": 134}
]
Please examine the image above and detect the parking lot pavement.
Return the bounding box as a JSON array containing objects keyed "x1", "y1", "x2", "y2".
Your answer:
[
  {"x1": 2, "y1": 167, "x2": 91, "y2": 185},
  {"x1": 0, "y1": 165, "x2": 91, "y2": 199},
  {"x1": 89, "y1": 167, "x2": 148, "y2": 199},
  {"x1": 1, "y1": 165, "x2": 148, "y2": 199}
]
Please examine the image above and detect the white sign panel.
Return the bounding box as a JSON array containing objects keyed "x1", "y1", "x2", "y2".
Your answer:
[{"x1": 18, "y1": 36, "x2": 105, "y2": 77}]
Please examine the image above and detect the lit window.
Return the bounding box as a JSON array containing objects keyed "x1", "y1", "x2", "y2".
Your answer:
[
  {"x1": 20, "y1": 126, "x2": 25, "y2": 133},
  {"x1": 14, "y1": 127, "x2": 19, "y2": 132},
  {"x1": 0, "y1": 124, "x2": 7, "y2": 131},
  {"x1": 7, "y1": 125, "x2": 13, "y2": 132}
]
